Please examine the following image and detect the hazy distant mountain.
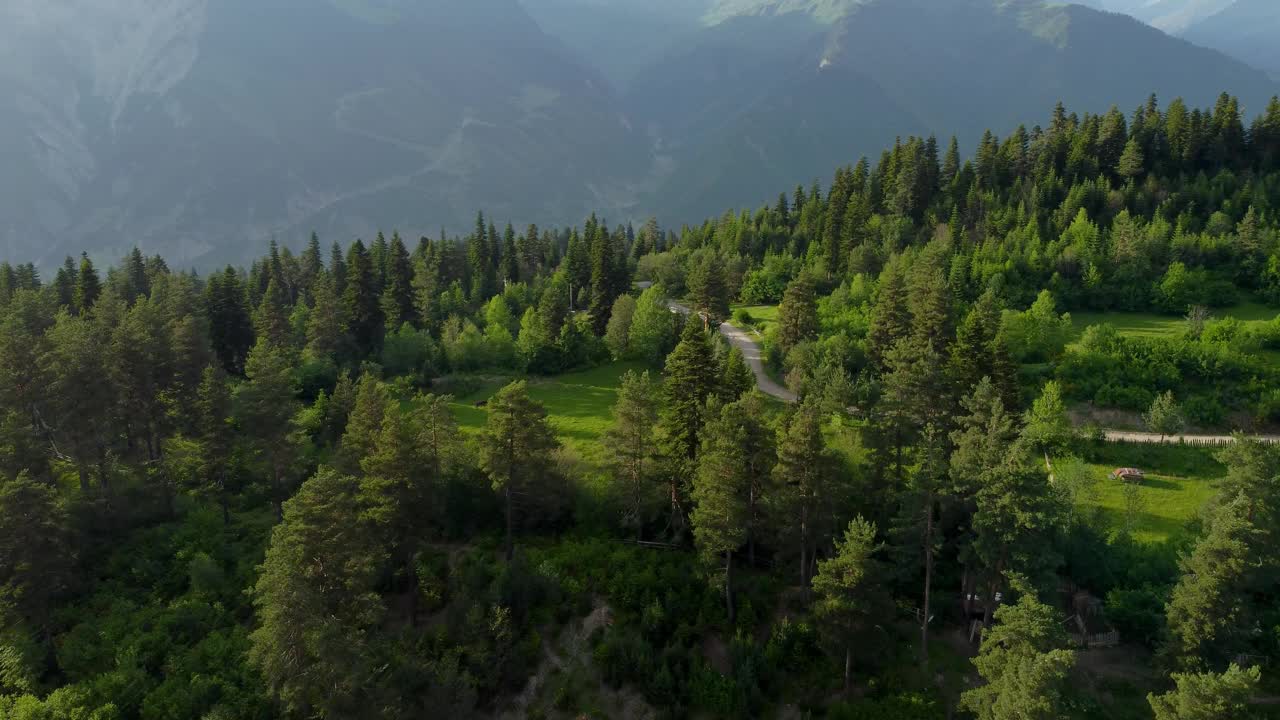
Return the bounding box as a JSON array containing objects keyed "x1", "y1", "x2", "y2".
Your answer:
[
  {"x1": 519, "y1": 0, "x2": 712, "y2": 90},
  {"x1": 2, "y1": 0, "x2": 1277, "y2": 268},
  {"x1": 631, "y1": 0, "x2": 1278, "y2": 223},
  {"x1": 1075, "y1": 0, "x2": 1235, "y2": 33},
  {"x1": 0, "y1": 0, "x2": 648, "y2": 268},
  {"x1": 1183, "y1": 0, "x2": 1280, "y2": 77}
]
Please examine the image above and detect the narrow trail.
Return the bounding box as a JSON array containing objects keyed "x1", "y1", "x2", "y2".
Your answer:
[
  {"x1": 667, "y1": 301, "x2": 797, "y2": 403},
  {"x1": 666, "y1": 298, "x2": 1280, "y2": 444}
]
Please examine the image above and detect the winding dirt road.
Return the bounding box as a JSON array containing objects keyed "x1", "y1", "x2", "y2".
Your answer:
[{"x1": 668, "y1": 302, "x2": 798, "y2": 404}]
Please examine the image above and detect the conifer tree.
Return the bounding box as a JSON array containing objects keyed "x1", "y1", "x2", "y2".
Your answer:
[
  {"x1": 206, "y1": 267, "x2": 254, "y2": 375},
  {"x1": 960, "y1": 578, "x2": 1076, "y2": 720},
  {"x1": 691, "y1": 398, "x2": 754, "y2": 621},
  {"x1": 343, "y1": 240, "x2": 383, "y2": 357},
  {"x1": 660, "y1": 321, "x2": 720, "y2": 518},
  {"x1": 777, "y1": 275, "x2": 818, "y2": 355},
  {"x1": 249, "y1": 468, "x2": 386, "y2": 717},
  {"x1": 304, "y1": 271, "x2": 344, "y2": 361},
  {"x1": 237, "y1": 339, "x2": 301, "y2": 518},
  {"x1": 255, "y1": 278, "x2": 292, "y2": 350},
  {"x1": 74, "y1": 253, "x2": 102, "y2": 315},
  {"x1": 336, "y1": 373, "x2": 391, "y2": 476},
  {"x1": 380, "y1": 232, "x2": 415, "y2": 330},
  {"x1": 774, "y1": 398, "x2": 833, "y2": 592},
  {"x1": 1164, "y1": 494, "x2": 1258, "y2": 669},
  {"x1": 606, "y1": 371, "x2": 660, "y2": 539},
  {"x1": 813, "y1": 516, "x2": 889, "y2": 692},
  {"x1": 1149, "y1": 664, "x2": 1261, "y2": 720},
  {"x1": 480, "y1": 381, "x2": 560, "y2": 561},
  {"x1": 686, "y1": 252, "x2": 730, "y2": 326},
  {"x1": 866, "y1": 256, "x2": 911, "y2": 370},
  {"x1": 721, "y1": 346, "x2": 755, "y2": 400},
  {"x1": 194, "y1": 365, "x2": 236, "y2": 524}
]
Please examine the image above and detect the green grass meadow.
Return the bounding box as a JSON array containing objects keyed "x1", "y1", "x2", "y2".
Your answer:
[
  {"x1": 1080, "y1": 442, "x2": 1226, "y2": 543},
  {"x1": 444, "y1": 361, "x2": 650, "y2": 465},
  {"x1": 730, "y1": 304, "x2": 779, "y2": 335}
]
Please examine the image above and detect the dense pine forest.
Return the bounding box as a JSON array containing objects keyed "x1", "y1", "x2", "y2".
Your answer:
[{"x1": 4, "y1": 93, "x2": 1280, "y2": 718}]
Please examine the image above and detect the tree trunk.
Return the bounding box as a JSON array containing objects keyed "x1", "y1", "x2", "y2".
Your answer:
[
  {"x1": 725, "y1": 550, "x2": 735, "y2": 623},
  {"x1": 748, "y1": 484, "x2": 757, "y2": 568},
  {"x1": 505, "y1": 482, "x2": 514, "y2": 562},
  {"x1": 921, "y1": 498, "x2": 934, "y2": 670},
  {"x1": 844, "y1": 645, "x2": 852, "y2": 694}
]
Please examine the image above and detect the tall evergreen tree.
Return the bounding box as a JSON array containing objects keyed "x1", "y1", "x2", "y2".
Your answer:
[
  {"x1": 480, "y1": 381, "x2": 560, "y2": 561},
  {"x1": 380, "y1": 232, "x2": 415, "y2": 330},
  {"x1": 343, "y1": 240, "x2": 383, "y2": 357},
  {"x1": 813, "y1": 517, "x2": 890, "y2": 692},
  {"x1": 74, "y1": 253, "x2": 102, "y2": 315}
]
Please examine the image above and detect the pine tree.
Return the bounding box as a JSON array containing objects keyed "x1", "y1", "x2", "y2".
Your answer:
[
  {"x1": 249, "y1": 468, "x2": 386, "y2": 717},
  {"x1": 1163, "y1": 494, "x2": 1258, "y2": 669},
  {"x1": 480, "y1": 381, "x2": 560, "y2": 560},
  {"x1": 52, "y1": 257, "x2": 76, "y2": 310},
  {"x1": 606, "y1": 371, "x2": 660, "y2": 538},
  {"x1": 813, "y1": 517, "x2": 890, "y2": 692},
  {"x1": 686, "y1": 252, "x2": 730, "y2": 325},
  {"x1": 336, "y1": 373, "x2": 391, "y2": 476},
  {"x1": 778, "y1": 275, "x2": 818, "y2": 355},
  {"x1": 236, "y1": 339, "x2": 301, "y2": 518},
  {"x1": 721, "y1": 346, "x2": 755, "y2": 400},
  {"x1": 891, "y1": 424, "x2": 948, "y2": 669},
  {"x1": 255, "y1": 278, "x2": 292, "y2": 350},
  {"x1": 501, "y1": 223, "x2": 519, "y2": 286},
  {"x1": 1148, "y1": 664, "x2": 1261, "y2": 720},
  {"x1": 344, "y1": 240, "x2": 383, "y2": 357},
  {"x1": 194, "y1": 365, "x2": 236, "y2": 524},
  {"x1": 1117, "y1": 136, "x2": 1145, "y2": 179},
  {"x1": 380, "y1": 232, "x2": 415, "y2": 330},
  {"x1": 74, "y1": 253, "x2": 102, "y2": 314},
  {"x1": 206, "y1": 267, "x2": 255, "y2": 375},
  {"x1": 960, "y1": 578, "x2": 1076, "y2": 720},
  {"x1": 660, "y1": 321, "x2": 720, "y2": 520},
  {"x1": 775, "y1": 398, "x2": 833, "y2": 593},
  {"x1": 867, "y1": 256, "x2": 911, "y2": 370},
  {"x1": 691, "y1": 398, "x2": 756, "y2": 621},
  {"x1": 305, "y1": 271, "x2": 345, "y2": 361}
]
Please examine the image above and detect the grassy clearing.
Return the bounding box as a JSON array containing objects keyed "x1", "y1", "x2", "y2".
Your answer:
[
  {"x1": 445, "y1": 361, "x2": 650, "y2": 465},
  {"x1": 1069, "y1": 301, "x2": 1278, "y2": 342},
  {"x1": 1080, "y1": 442, "x2": 1226, "y2": 543},
  {"x1": 730, "y1": 304, "x2": 779, "y2": 335}
]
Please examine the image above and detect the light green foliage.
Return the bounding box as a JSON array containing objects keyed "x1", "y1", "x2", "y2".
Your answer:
[
  {"x1": 606, "y1": 370, "x2": 662, "y2": 535},
  {"x1": 628, "y1": 283, "x2": 678, "y2": 366},
  {"x1": 1145, "y1": 391, "x2": 1187, "y2": 439},
  {"x1": 1148, "y1": 664, "x2": 1262, "y2": 720},
  {"x1": 1000, "y1": 291, "x2": 1072, "y2": 363},
  {"x1": 250, "y1": 469, "x2": 387, "y2": 716},
  {"x1": 604, "y1": 294, "x2": 637, "y2": 361},
  {"x1": 812, "y1": 517, "x2": 889, "y2": 689},
  {"x1": 480, "y1": 381, "x2": 561, "y2": 559},
  {"x1": 960, "y1": 580, "x2": 1076, "y2": 720},
  {"x1": 1163, "y1": 495, "x2": 1257, "y2": 668}
]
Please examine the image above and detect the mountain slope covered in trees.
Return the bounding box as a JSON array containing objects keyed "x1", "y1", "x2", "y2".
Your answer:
[
  {"x1": 3, "y1": 90, "x2": 1280, "y2": 718},
  {"x1": 631, "y1": 0, "x2": 1278, "y2": 222}
]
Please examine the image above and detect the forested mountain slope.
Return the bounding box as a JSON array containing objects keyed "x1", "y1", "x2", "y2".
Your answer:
[
  {"x1": 4, "y1": 90, "x2": 1280, "y2": 718},
  {"x1": 631, "y1": 0, "x2": 1278, "y2": 223},
  {"x1": 0, "y1": 0, "x2": 646, "y2": 269}
]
